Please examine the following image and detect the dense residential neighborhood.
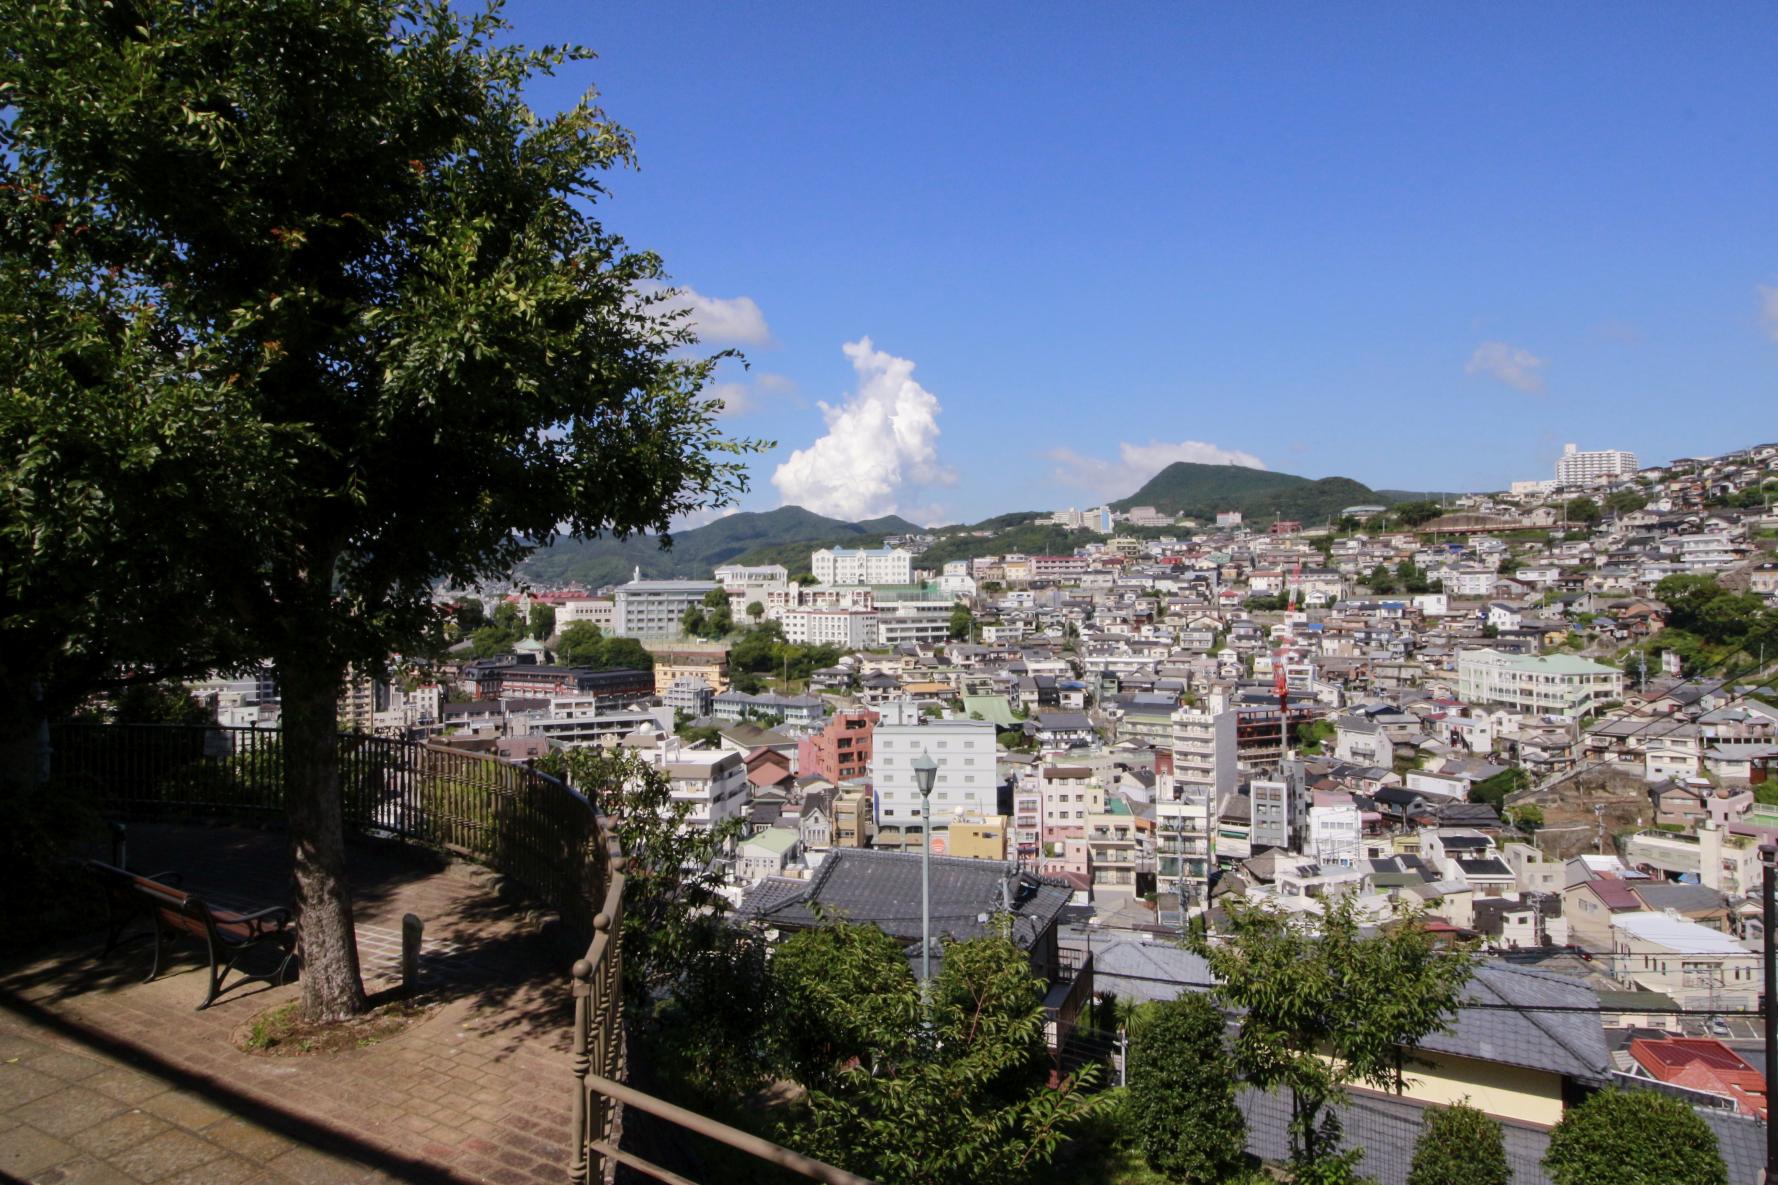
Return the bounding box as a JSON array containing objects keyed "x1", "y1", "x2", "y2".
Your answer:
[{"x1": 173, "y1": 438, "x2": 1778, "y2": 1182}]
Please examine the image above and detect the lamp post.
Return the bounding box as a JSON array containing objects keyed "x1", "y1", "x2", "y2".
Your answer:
[
  {"x1": 1761, "y1": 843, "x2": 1776, "y2": 1185},
  {"x1": 912, "y1": 749, "x2": 939, "y2": 990}
]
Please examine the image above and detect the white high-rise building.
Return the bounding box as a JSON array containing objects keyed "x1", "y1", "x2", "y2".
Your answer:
[
  {"x1": 1158, "y1": 700, "x2": 1238, "y2": 904},
  {"x1": 869, "y1": 700, "x2": 996, "y2": 847},
  {"x1": 812, "y1": 546, "x2": 913, "y2": 586},
  {"x1": 1555, "y1": 443, "x2": 1638, "y2": 486}
]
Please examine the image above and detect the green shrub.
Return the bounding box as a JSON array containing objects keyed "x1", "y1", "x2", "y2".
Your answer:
[
  {"x1": 1544, "y1": 1089, "x2": 1726, "y2": 1185},
  {"x1": 1408, "y1": 1102, "x2": 1508, "y2": 1185},
  {"x1": 1127, "y1": 993, "x2": 1246, "y2": 1183}
]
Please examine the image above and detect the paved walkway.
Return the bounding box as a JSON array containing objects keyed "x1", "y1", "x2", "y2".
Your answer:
[{"x1": 1, "y1": 824, "x2": 579, "y2": 1185}]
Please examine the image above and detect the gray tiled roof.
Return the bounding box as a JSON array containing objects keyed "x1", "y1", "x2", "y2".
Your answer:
[
  {"x1": 737, "y1": 848, "x2": 1073, "y2": 953},
  {"x1": 1420, "y1": 964, "x2": 1611, "y2": 1081},
  {"x1": 1089, "y1": 939, "x2": 1214, "y2": 1004}
]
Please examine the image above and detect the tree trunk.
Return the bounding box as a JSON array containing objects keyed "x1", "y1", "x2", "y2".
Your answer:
[{"x1": 279, "y1": 648, "x2": 368, "y2": 1022}]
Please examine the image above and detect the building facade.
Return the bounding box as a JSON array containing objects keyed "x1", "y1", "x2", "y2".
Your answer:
[
  {"x1": 870, "y1": 700, "x2": 996, "y2": 844},
  {"x1": 612, "y1": 579, "x2": 721, "y2": 639},
  {"x1": 812, "y1": 546, "x2": 913, "y2": 586},
  {"x1": 1555, "y1": 443, "x2": 1638, "y2": 486},
  {"x1": 1457, "y1": 649, "x2": 1625, "y2": 717},
  {"x1": 798, "y1": 707, "x2": 878, "y2": 784}
]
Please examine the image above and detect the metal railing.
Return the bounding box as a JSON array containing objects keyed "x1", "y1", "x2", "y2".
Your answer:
[{"x1": 51, "y1": 723, "x2": 875, "y2": 1185}]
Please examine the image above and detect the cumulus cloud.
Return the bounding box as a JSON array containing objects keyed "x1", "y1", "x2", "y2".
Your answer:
[
  {"x1": 645, "y1": 283, "x2": 773, "y2": 345},
  {"x1": 1758, "y1": 284, "x2": 1778, "y2": 342},
  {"x1": 771, "y1": 338, "x2": 954, "y2": 521},
  {"x1": 1465, "y1": 341, "x2": 1546, "y2": 393},
  {"x1": 1047, "y1": 439, "x2": 1266, "y2": 501}
]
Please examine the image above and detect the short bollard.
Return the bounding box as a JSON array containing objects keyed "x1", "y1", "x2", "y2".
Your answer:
[{"x1": 402, "y1": 913, "x2": 423, "y2": 995}]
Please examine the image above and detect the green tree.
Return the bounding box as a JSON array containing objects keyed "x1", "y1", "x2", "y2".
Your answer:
[
  {"x1": 1392, "y1": 501, "x2": 1443, "y2": 527},
  {"x1": 1543, "y1": 1089, "x2": 1726, "y2": 1185},
  {"x1": 554, "y1": 621, "x2": 606, "y2": 666},
  {"x1": 527, "y1": 602, "x2": 555, "y2": 641},
  {"x1": 1368, "y1": 564, "x2": 1399, "y2": 595},
  {"x1": 1504, "y1": 803, "x2": 1544, "y2": 831},
  {"x1": 1564, "y1": 496, "x2": 1601, "y2": 525},
  {"x1": 455, "y1": 597, "x2": 487, "y2": 630},
  {"x1": 949, "y1": 602, "x2": 975, "y2": 641},
  {"x1": 1127, "y1": 993, "x2": 1246, "y2": 1183},
  {"x1": 1470, "y1": 766, "x2": 1529, "y2": 810},
  {"x1": 8, "y1": 0, "x2": 756, "y2": 1020},
  {"x1": 542, "y1": 747, "x2": 741, "y2": 1003},
  {"x1": 1188, "y1": 895, "x2": 1474, "y2": 1173},
  {"x1": 746, "y1": 600, "x2": 765, "y2": 622},
  {"x1": 1408, "y1": 1102, "x2": 1508, "y2": 1185},
  {"x1": 1604, "y1": 489, "x2": 1647, "y2": 517},
  {"x1": 773, "y1": 923, "x2": 1105, "y2": 1185}
]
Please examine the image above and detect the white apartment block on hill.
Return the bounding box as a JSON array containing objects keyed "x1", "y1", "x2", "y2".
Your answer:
[
  {"x1": 870, "y1": 700, "x2": 996, "y2": 842},
  {"x1": 812, "y1": 546, "x2": 913, "y2": 586},
  {"x1": 1555, "y1": 443, "x2": 1637, "y2": 486},
  {"x1": 612, "y1": 578, "x2": 721, "y2": 639},
  {"x1": 1457, "y1": 648, "x2": 1624, "y2": 717}
]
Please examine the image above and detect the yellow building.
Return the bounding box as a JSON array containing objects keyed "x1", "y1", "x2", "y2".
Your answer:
[
  {"x1": 649, "y1": 647, "x2": 731, "y2": 695},
  {"x1": 942, "y1": 814, "x2": 1008, "y2": 861}
]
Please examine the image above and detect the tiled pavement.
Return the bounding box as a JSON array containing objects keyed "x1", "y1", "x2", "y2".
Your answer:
[{"x1": 0, "y1": 824, "x2": 581, "y2": 1185}]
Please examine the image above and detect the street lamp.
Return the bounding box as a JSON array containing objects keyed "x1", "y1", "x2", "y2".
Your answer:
[
  {"x1": 1761, "y1": 843, "x2": 1776, "y2": 1184},
  {"x1": 912, "y1": 749, "x2": 939, "y2": 988}
]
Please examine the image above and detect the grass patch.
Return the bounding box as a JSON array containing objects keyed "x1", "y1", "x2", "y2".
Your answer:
[{"x1": 235, "y1": 995, "x2": 434, "y2": 1057}]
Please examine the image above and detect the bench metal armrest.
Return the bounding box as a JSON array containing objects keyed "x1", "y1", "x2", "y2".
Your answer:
[
  {"x1": 230, "y1": 906, "x2": 293, "y2": 937},
  {"x1": 145, "y1": 871, "x2": 183, "y2": 887}
]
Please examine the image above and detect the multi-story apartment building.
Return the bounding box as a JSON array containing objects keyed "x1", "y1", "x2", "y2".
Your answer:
[
  {"x1": 651, "y1": 649, "x2": 730, "y2": 695},
  {"x1": 832, "y1": 787, "x2": 873, "y2": 848},
  {"x1": 611, "y1": 578, "x2": 721, "y2": 639},
  {"x1": 782, "y1": 607, "x2": 879, "y2": 649},
  {"x1": 1556, "y1": 443, "x2": 1638, "y2": 486},
  {"x1": 797, "y1": 707, "x2": 878, "y2": 784},
  {"x1": 1038, "y1": 766, "x2": 1103, "y2": 846},
  {"x1": 873, "y1": 597, "x2": 953, "y2": 646},
  {"x1": 1457, "y1": 649, "x2": 1624, "y2": 717},
  {"x1": 1157, "y1": 703, "x2": 1237, "y2": 903},
  {"x1": 869, "y1": 700, "x2": 996, "y2": 846},
  {"x1": 1030, "y1": 554, "x2": 1088, "y2": 582},
  {"x1": 1250, "y1": 762, "x2": 1307, "y2": 853},
  {"x1": 635, "y1": 742, "x2": 748, "y2": 835},
  {"x1": 1085, "y1": 800, "x2": 1140, "y2": 896},
  {"x1": 1309, "y1": 790, "x2": 1361, "y2": 868},
  {"x1": 1012, "y1": 776, "x2": 1044, "y2": 860},
  {"x1": 661, "y1": 678, "x2": 713, "y2": 718},
  {"x1": 812, "y1": 546, "x2": 913, "y2": 586}
]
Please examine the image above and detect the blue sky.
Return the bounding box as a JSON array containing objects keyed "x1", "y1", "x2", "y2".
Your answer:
[{"x1": 515, "y1": 2, "x2": 1778, "y2": 526}]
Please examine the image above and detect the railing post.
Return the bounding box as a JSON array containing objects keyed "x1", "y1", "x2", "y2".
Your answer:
[{"x1": 569, "y1": 956, "x2": 593, "y2": 1185}]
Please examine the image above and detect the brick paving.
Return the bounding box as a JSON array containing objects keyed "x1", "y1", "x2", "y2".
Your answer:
[{"x1": 0, "y1": 824, "x2": 580, "y2": 1185}]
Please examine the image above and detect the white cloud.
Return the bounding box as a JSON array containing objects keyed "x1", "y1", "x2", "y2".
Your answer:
[
  {"x1": 646, "y1": 283, "x2": 773, "y2": 345},
  {"x1": 1758, "y1": 284, "x2": 1778, "y2": 342},
  {"x1": 771, "y1": 337, "x2": 954, "y2": 521},
  {"x1": 1465, "y1": 341, "x2": 1546, "y2": 393},
  {"x1": 755, "y1": 372, "x2": 798, "y2": 394},
  {"x1": 1047, "y1": 439, "x2": 1266, "y2": 501}
]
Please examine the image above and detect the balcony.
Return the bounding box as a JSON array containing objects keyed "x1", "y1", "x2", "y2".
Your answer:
[{"x1": 30, "y1": 724, "x2": 873, "y2": 1185}]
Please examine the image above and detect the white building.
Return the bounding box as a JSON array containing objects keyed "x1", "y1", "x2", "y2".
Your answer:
[
  {"x1": 714, "y1": 563, "x2": 790, "y2": 591},
  {"x1": 870, "y1": 700, "x2": 996, "y2": 842},
  {"x1": 1556, "y1": 443, "x2": 1638, "y2": 486},
  {"x1": 557, "y1": 598, "x2": 616, "y2": 631},
  {"x1": 1610, "y1": 911, "x2": 1761, "y2": 1012},
  {"x1": 874, "y1": 598, "x2": 953, "y2": 646},
  {"x1": 782, "y1": 607, "x2": 878, "y2": 650},
  {"x1": 1457, "y1": 648, "x2": 1624, "y2": 717},
  {"x1": 1159, "y1": 702, "x2": 1238, "y2": 902},
  {"x1": 612, "y1": 578, "x2": 721, "y2": 639},
  {"x1": 812, "y1": 546, "x2": 913, "y2": 586},
  {"x1": 1309, "y1": 790, "x2": 1361, "y2": 868},
  {"x1": 637, "y1": 741, "x2": 749, "y2": 835}
]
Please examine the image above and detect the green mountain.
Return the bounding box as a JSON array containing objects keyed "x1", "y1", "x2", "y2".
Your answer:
[
  {"x1": 517, "y1": 507, "x2": 923, "y2": 588},
  {"x1": 1111, "y1": 462, "x2": 1402, "y2": 525}
]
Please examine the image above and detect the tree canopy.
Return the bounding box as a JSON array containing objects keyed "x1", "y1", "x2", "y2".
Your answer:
[
  {"x1": 6, "y1": 0, "x2": 756, "y2": 1019},
  {"x1": 1543, "y1": 1089, "x2": 1726, "y2": 1185}
]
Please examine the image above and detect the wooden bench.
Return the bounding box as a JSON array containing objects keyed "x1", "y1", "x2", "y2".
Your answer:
[{"x1": 86, "y1": 860, "x2": 297, "y2": 1010}]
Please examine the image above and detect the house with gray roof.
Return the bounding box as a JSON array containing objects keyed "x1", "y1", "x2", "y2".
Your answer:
[{"x1": 737, "y1": 847, "x2": 1074, "y2": 982}]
